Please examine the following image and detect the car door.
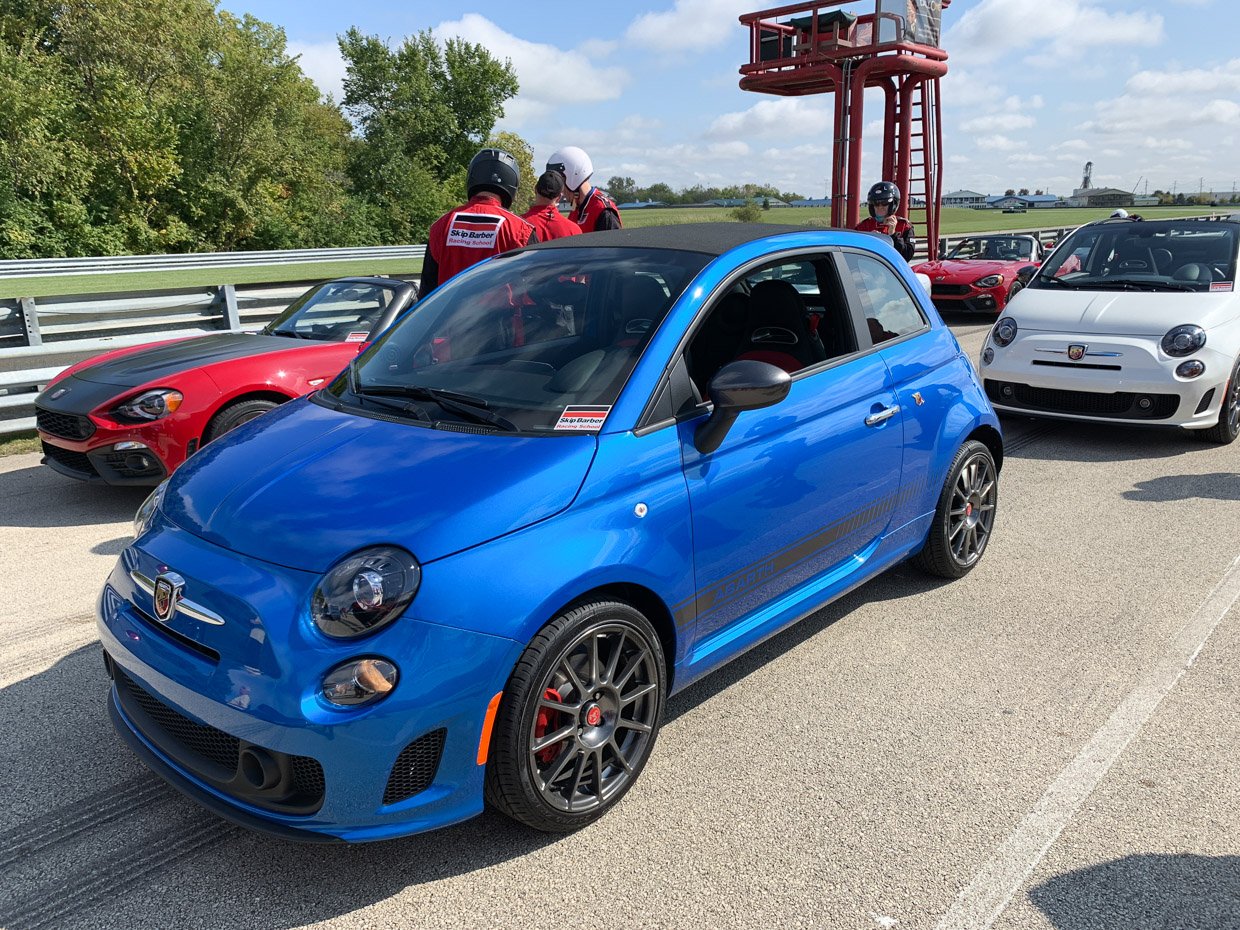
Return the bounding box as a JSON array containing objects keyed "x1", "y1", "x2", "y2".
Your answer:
[{"x1": 675, "y1": 251, "x2": 905, "y2": 657}]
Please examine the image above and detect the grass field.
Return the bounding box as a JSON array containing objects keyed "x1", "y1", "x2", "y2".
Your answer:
[{"x1": 1, "y1": 206, "x2": 1226, "y2": 301}]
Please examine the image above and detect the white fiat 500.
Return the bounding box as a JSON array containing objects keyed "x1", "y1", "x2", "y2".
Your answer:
[{"x1": 978, "y1": 215, "x2": 1240, "y2": 443}]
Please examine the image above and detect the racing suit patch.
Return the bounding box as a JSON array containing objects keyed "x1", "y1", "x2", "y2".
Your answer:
[{"x1": 446, "y1": 213, "x2": 504, "y2": 249}]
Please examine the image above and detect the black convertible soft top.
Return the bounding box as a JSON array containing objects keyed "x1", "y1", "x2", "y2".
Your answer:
[{"x1": 522, "y1": 222, "x2": 837, "y2": 257}]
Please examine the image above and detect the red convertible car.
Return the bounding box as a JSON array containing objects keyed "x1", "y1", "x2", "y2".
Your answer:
[
  {"x1": 35, "y1": 276, "x2": 417, "y2": 485},
  {"x1": 914, "y1": 235, "x2": 1044, "y2": 314}
]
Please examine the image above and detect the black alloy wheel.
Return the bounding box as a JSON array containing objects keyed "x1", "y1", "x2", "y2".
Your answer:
[
  {"x1": 485, "y1": 601, "x2": 666, "y2": 832},
  {"x1": 1196, "y1": 356, "x2": 1240, "y2": 445},
  {"x1": 916, "y1": 439, "x2": 998, "y2": 579},
  {"x1": 203, "y1": 398, "x2": 280, "y2": 444}
]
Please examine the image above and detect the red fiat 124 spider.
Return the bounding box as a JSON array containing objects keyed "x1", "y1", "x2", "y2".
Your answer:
[
  {"x1": 35, "y1": 276, "x2": 417, "y2": 486},
  {"x1": 914, "y1": 234, "x2": 1044, "y2": 315}
]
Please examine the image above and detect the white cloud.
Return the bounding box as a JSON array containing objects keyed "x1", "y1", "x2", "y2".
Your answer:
[
  {"x1": 707, "y1": 96, "x2": 831, "y2": 139},
  {"x1": 960, "y1": 113, "x2": 1035, "y2": 132},
  {"x1": 435, "y1": 14, "x2": 630, "y2": 126},
  {"x1": 1053, "y1": 139, "x2": 1090, "y2": 152},
  {"x1": 288, "y1": 40, "x2": 347, "y2": 102},
  {"x1": 1008, "y1": 153, "x2": 1049, "y2": 164},
  {"x1": 1125, "y1": 59, "x2": 1240, "y2": 96},
  {"x1": 974, "y1": 134, "x2": 1022, "y2": 152},
  {"x1": 1082, "y1": 95, "x2": 1240, "y2": 133},
  {"x1": 625, "y1": 0, "x2": 752, "y2": 52},
  {"x1": 945, "y1": 0, "x2": 1163, "y2": 67}
]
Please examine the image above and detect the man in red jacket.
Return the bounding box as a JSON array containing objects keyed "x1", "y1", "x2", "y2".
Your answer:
[
  {"x1": 855, "y1": 180, "x2": 916, "y2": 261},
  {"x1": 546, "y1": 146, "x2": 622, "y2": 233},
  {"x1": 420, "y1": 148, "x2": 538, "y2": 297},
  {"x1": 522, "y1": 170, "x2": 582, "y2": 242}
]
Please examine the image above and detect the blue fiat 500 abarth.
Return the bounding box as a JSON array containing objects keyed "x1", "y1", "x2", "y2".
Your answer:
[{"x1": 101, "y1": 224, "x2": 1002, "y2": 843}]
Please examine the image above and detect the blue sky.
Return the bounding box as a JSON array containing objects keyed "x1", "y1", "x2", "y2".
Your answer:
[{"x1": 222, "y1": 0, "x2": 1240, "y2": 200}]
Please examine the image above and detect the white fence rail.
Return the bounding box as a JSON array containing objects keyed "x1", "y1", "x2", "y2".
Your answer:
[{"x1": 0, "y1": 245, "x2": 426, "y2": 280}]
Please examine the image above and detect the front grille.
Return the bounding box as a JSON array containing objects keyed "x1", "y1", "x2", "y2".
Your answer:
[
  {"x1": 118, "y1": 667, "x2": 240, "y2": 771},
  {"x1": 383, "y1": 728, "x2": 446, "y2": 805},
  {"x1": 1031, "y1": 360, "x2": 1123, "y2": 372},
  {"x1": 931, "y1": 283, "x2": 972, "y2": 296},
  {"x1": 114, "y1": 666, "x2": 325, "y2": 813},
  {"x1": 41, "y1": 440, "x2": 98, "y2": 477},
  {"x1": 36, "y1": 407, "x2": 95, "y2": 440},
  {"x1": 985, "y1": 380, "x2": 1180, "y2": 420}
]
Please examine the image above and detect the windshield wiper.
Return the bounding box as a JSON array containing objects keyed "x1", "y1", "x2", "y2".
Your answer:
[
  {"x1": 359, "y1": 383, "x2": 518, "y2": 431},
  {"x1": 1105, "y1": 279, "x2": 1200, "y2": 292},
  {"x1": 344, "y1": 362, "x2": 430, "y2": 423},
  {"x1": 268, "y1": 328, "x2": 313, "y2": 339}
]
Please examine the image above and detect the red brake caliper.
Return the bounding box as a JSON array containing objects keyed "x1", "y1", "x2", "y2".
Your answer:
[{"x1": 533, "y1": 687, "x2": 564, "y2": 764}]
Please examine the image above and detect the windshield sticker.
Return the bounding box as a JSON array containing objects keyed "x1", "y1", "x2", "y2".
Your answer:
[
  {"x1": 345, "y1": 332, "x2": 369, "y2": 343},
  {"x1": 555, "y1": 406, "x2": 611, "y2": 431},
  {"x1": 1210, "y1": 281, "x2": 1234, "y2": 293}
]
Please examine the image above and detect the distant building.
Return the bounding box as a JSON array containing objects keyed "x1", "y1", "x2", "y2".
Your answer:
[
  {"x1": 790, "y1": 198, "x2": 832, "y2": 207},
  {"x1": 1066, "y1": 187, "x2": 1134, "y2": 208},
  {"x1": 616, "y1": 200, "x2": 668, "y2": 209},
  {"x1": 986, "y1": 194, "x2": 1060, "y2": 210},
  {"x1": 943, "y1": 189, "x2": 987, "y2": 208},
  {"x1": 705, "y1": 197, "x2": 790, "y2": 208}
]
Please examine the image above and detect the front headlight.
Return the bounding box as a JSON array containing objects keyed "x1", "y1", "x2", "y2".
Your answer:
[
  {"x1": 311, "y1": 546, "x2": 421, "y2": 639},
  {"x1": 116, "y1": 388, "x2": 184, "y2": 422},
  {"x1": 133, "y1": 479, "x2": 169, "y2": 538},
  {"x1": 975, "y1": 274, "x2": 1004, "y2": 288},
  {"x1": 1161, "y1": 324, "x2": 1206, "y2": 357},
  {"x1": 992, "y1": 317, "x2": 1019, "y2": 347}
]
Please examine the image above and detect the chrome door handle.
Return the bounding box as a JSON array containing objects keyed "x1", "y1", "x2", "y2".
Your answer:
[{"x1": 865, "y1": 404, "x2": 901, "y2": 426}]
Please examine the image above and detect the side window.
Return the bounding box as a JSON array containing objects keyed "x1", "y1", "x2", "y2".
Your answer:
[
  {"x1": 684, "y1": 255, "x2": 856, "y2": 398},
  {"x1": 841, "y1": 252, "x2": 927, "y2": 346}
]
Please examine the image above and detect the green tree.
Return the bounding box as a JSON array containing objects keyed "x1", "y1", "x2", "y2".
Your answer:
[
  {"x1": 487, "y1": 129, "x2": 535, "y2": 214},
  {"x1": 339, "y1": 28, "x2": 518, "y2": 242},
  {"x1": 607, "y1": 176, "x2": 636, "y2": 202}
]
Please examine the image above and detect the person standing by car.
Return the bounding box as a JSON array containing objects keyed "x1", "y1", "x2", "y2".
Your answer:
[
  {"x1": 522, "y1": 170, "x2": 582, "y2": 242},
  {"x1": 420, "y1": 148, "x2": 539, "y2": 297},
  {"x1": 546, "y1": 146, "x2": 622, "y2": 233},
  {"x1": 856, "y1": 181, "x2": 916, "y2": 261}
]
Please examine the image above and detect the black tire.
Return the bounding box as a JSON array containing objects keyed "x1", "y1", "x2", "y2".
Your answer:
[
  {"x1": 1004, "y1": 280, "x2": 1024, "y2": 306},
  {"x1": 203, "y1": 398, "x2": 279, "y2": 444},
  {"x1": 484, "y1": 600, "x2": 666, "y2": 833},
  {"x1": 915, "y1": 439, "x2": 998, "y2": 579},
  {"x1": 1194, "y1": 356, "x2": 1240, "y2": 445}
]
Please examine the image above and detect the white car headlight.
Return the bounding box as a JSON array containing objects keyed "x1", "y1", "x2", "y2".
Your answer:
[
  {"x1": 992, "y1": 317, "x2": 1019, "y2": 348},
  {"x1": 1161, "y1": 324, "x2": 1206, "y2": 357}
]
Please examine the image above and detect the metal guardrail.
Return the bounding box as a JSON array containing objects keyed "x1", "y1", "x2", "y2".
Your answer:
[{"x1": 0, "y1": 245, "x2": 426, "y2": 280}]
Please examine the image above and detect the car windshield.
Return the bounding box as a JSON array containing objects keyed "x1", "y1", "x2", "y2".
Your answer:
[
  {"x1": 1033, "y1": 221, "x2": 1239, "y2": 292},
  {"x1": 326, "y1": 247, "x2": 708, "y2": 434},
  {"x1": 265, "y1": 281, "x2": 398, "y2": 341},
  {"x1": 946, "y1": 236, "x2": 1034, "y2": 261}
]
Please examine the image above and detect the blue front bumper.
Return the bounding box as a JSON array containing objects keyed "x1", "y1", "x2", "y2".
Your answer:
[{"x1": 97, "y1": 523, "x2": 523, "y2": 843}]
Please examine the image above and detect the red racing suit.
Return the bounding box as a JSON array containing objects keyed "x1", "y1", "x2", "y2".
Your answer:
[
  {"x1": 522, "y1": 203, "x2": 582, "y2": 242},
  {"x1": 572, "y1": 187, "x2": 622, "y2": 233},
  {"x1": 421, "y1": 193, "x2": 538, "y2": 296},
  {"x1": 856, "y1": 216, "x2": 916, "y2": 261}
]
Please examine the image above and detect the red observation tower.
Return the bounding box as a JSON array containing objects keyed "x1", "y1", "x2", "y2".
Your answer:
[{"x1": 739, "y1": 0, "x2": 951, "y2": 259}]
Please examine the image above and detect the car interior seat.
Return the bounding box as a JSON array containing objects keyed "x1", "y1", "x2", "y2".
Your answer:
[
  {"x1": 1151, "y1": 248, "x2": 1173, "y2": 274},
  {"x1": 735, "y1": 280, "x2": 826, "y2": 375},
  {"x1": 613, "y1": 275, "x2": 668, "y2": 347},
  {"x1": 1172, "y1": 263, "x2": 1215, "y2": 284},
  {"x1": 689, "y1": 291, "x2": 750, "y2": 392}
]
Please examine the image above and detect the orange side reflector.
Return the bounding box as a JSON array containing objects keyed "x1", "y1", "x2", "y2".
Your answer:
[{"x1": 476, "y1": 691, "x2": 503, "y2": 766}]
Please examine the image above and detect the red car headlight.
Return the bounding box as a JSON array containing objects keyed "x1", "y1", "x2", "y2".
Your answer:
[
  {"x1": 974, "y1": 274, "x2": 1004, "y2": 288},
  {"x1": 115, "y1": 389, "x2": 184, "y2": 422}
]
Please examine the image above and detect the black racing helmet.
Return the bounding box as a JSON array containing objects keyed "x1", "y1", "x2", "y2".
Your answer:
[
  {"x1": 867, "y1": 180, "x2": 902, "y2": 219},
  {"x1": 467, "y1": 148, "x2": 520, "y2": 208}
]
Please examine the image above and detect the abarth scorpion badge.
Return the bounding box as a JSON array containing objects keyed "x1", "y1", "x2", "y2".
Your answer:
[
  {"x1": 1068, "y1": 344, "x2": 1087, "y2": 361},
  {"x1": 153, "y1": 571, "x2": 186, "y2": 623}
]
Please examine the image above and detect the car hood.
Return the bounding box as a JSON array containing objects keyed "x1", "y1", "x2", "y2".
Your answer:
[
  {"x1": 1008, "y1": 287, "x2": 1240, "y2": 336},
  {"x1": 162, "y1": 398, "x2": 598, "y2": 571},
  {"x1": 915, "y1": 259, "x2": 1025, "y2": 281},
  {"x1": 71, "y1": 332, "x2": 314, "y2": 388}
]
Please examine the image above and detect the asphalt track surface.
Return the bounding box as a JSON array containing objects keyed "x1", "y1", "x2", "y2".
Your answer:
[{"x1": 1, "y1": 317, "x2": 1237, "y2": 930}]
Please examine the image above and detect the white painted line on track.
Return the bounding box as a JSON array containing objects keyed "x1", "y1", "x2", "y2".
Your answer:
[{"x1": 933, "y1": 552, "x2": 1240, "y2": 930}]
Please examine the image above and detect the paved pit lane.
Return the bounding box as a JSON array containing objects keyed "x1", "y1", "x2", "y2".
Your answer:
[{"x1": 1, "y1": 317, "x2": 1237, "y2": 930}]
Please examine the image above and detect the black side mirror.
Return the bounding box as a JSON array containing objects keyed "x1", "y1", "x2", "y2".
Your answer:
[
  {"x1": 694, "y1": 360, "x2": 791, "y2": 454},
  {"x1": 1016, "y1": 264, "x2": 1037, "y2": 282}
]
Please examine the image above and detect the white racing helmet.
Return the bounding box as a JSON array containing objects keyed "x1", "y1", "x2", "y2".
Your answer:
[{"x1": 546, "y1": 146, "x2": 593, "y2": 193}]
